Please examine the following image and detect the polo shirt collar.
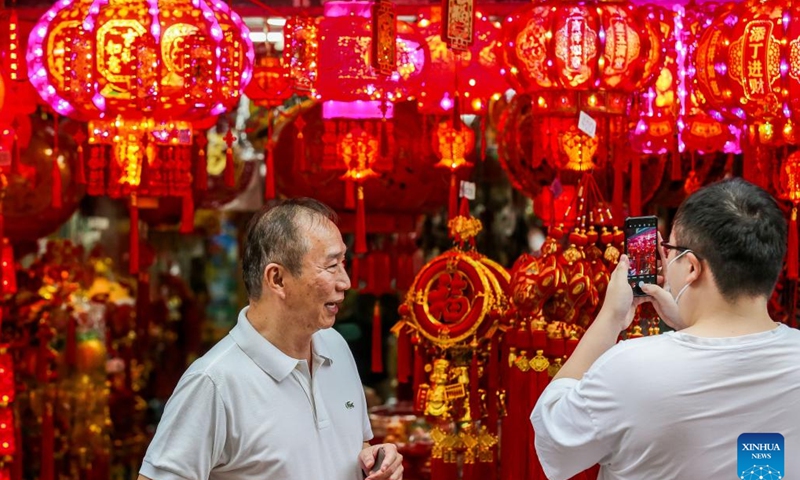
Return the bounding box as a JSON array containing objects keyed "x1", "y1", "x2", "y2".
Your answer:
[{"x1": 229, "y1": 307, "x2": 334, "y2": 382}]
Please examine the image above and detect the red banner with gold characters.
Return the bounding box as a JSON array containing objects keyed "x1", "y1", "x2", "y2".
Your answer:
[
  {"x1": 371, "y1": 0, "x2": 397, "y2": 76},
  {"x1": 443, "y1": 0, "x2": 474, "y2": 51}
]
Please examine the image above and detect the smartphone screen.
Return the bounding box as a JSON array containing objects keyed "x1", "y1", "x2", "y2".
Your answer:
[{"x1": 624, "y1": 216, "x2": 658, "y2": 296}]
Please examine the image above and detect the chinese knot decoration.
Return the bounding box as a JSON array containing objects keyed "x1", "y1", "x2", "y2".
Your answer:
[
  {"x1": 27, "y1": 0, "x2": 254, "y2": 273},
  {"x1": 433, "y1": 120, "x2": 476, "y2": 219},
  {"x1": 393, "y1": 211, "x2": 508, "y2": 480},
  {"x1": 337, "y1": 128, "x2": 380, "y2": 254},
  {"x1": 694, "y1": 0, "x2": 800, "y2": 146}
]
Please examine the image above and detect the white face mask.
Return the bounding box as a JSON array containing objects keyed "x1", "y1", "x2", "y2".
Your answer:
[{"x1": 664, "y1": 249, "x2": 692, "y2": 304}]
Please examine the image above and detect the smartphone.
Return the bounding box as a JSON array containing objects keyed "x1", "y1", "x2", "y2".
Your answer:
[
  {"x1": 371, "y1": 447, "x2": 385, "y2": 473},
  {"x1": 624, "y1": 216, "x2": 658, "y2": 296}
]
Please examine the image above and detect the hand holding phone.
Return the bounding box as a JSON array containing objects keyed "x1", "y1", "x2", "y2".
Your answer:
[
  {"x1": 624, "y1": 216, "x2": 658, "y2": 296},
  {"x1": 371, "y1": 447, "x2": 385, "y2": 474}
]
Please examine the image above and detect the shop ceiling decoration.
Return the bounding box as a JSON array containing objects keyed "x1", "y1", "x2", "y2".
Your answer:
[
  {"x1": 695, "y1": 0, "x2": 799, "y2": 147},
  {"x1": 415, "y1": 8, "x2": 508, "y2": 116},
  {"x1": 27, "y1": 0, "x2": 254, "y2": 273},
  {"x1": 501, "y1": 0, "x2": 666, "y2": 219}
]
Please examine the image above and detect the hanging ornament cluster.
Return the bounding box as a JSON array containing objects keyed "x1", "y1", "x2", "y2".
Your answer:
[
  {"x1": 27, "y1": 0, "x2": 254, "y2": 272},
  {"x1": 779, "y1": 151, "x2": 800, "y2": 280},
  {"x1": 679, "y1": 2, "x2": 742, "y2": 156},
  {"x1": 416, "y1": 7, "x2": 508, "y2": 116},
  {"x1": 500, "y1": 0, "x2": 666, "y2": 198},
  {"x1": 694, "y1": 0, "x2": 800, "y2": 147},
  {"x1": 630, "y1": 6, "x2": 677, "y2": 156},
  {"x1": 393, "y1": 206, "x2": 509, "y2": 480}
]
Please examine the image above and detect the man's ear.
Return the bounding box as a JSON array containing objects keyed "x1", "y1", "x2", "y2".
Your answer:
[
  {"x1": 686, "y1": 253, "x2": 703, "y2": 284},
  {"x1": 263, "y1": 263, "x2": 287, "y2": 298}
]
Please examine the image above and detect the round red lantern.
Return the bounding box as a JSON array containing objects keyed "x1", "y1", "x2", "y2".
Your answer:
[
  {"x1": 27, "y1": 0, "x2": 254, "y2": 122},
  {"x1": 503, "y1": 0, "x2": 664, "y2": 115}
]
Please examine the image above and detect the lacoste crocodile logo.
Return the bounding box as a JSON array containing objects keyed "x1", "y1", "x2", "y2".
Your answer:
[{"x1": 345, "y1": 401, "x2": 355, "y2": 409}]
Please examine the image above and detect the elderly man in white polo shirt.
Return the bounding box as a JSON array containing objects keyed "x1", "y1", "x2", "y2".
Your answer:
[{"x1": 138, "y1": 198, "x2": 403, "y2": 480}]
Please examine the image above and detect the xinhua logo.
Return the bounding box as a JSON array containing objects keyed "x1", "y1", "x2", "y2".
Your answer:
[
  {"x1": 345, "y1": 401, "x2": 355, "y2": 410},
  {"x1": 738, "y1": 433, "x2": 784, "y2": 480}
]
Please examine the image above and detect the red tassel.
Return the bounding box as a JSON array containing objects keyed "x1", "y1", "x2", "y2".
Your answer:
[
  {"x1": 463, "y1": 459, "x2": 477, "y2": 480},
  {"x1": 51, "y1": 114, "x2": 62, "y2": 209},
  {"x1": 75, "y1": 143, "x2": 86, "y2": 184},
  {"x1": 180, "y1": 193, "x2": 194, "y2": 234},
  {"x1": 788, "y1": 207, "x2": 798, "y2": 280},
  {"x1": 412, "y1": 343, "x2": 426, "y2": 399},
  {"x1": 448, "y1": 173, "x2": 458, "y2": 219},
  {"x1": 487, "y1": 335, "x2": 499, "y2": 434},
  {"x1": 224, "y1": 147, "x2": 235, "y2": 188},
  {"x1": 40, "y1": 401, "x2": 54, "y2": 480},
  {"x1": 396, "y1": 327, "x2": 411, "y2": 383},
  {"x1": 10, "y1": 132, "x2": 20, "y2": 177},
  {"x1": 613, "y1": 151, "x2": 624, "y2": 218},
  {"x1": 630, "y1": 153, "x2": 642, "y2": 216},
  {"x1": 459, "y1": 195, "x2": 470, "y2": 217},
  {"x1": 265, "y1": 126, "x2": 276, "y2": 200},
  {"x1": 345, "y1": 179, "x2": 356, "y2": 210},
  {"x1": 671, "y1": 149, "x2": 682, "y2": 181},
  {"x1": 469, "y1": 341, "x2": 480, "y2": 420},
  {"x1": 295, "y1": 114, "x2": 307, "y2": 171},
  {"x1": 371, "y1": 300, "x2": 383, "y2": 373},
  {"x1": 195, "y1": 145, "x2": 208, "y2": 191},
  {"x1": 129, "y1": 197, "x2": 139, "y2": 275},
  {"x1": 355, "y1": 185, "x2": 367, "y2": 254}
]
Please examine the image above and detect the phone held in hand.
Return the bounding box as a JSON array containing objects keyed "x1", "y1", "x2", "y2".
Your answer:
[
  {"x1": 624, "y1": 215, "x2": 658, "y2": 296},
  {"x1": 371, "y1": 447, "x2": 385, "y2": 473}
]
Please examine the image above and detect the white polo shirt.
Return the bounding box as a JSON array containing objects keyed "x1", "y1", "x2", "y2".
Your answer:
[{"x1": 140, "y1": 307, "x2": 373, "y2": 480}]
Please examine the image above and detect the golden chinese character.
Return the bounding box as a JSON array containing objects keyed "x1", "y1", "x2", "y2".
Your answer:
[
  {"x1": 749, "y1": 26, "x2": 766, "y2": 43},
  {"x1": 748, "y1": 78, "x2": 765, "y2": 95},
  {"x1": 748, "y1": 59, "x2": 764, "y2": 78}
]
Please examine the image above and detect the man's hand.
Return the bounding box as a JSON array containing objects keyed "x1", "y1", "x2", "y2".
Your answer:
[
  {"x1": 597, "y1": 255, "x2": 640, "y2": 332},
  {"x1": 359, "y1": 443, "x2": 403, "y2": 480}
]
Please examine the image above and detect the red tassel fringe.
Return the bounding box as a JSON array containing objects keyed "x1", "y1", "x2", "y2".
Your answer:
[
  {"x1": 788, "y1": 207, "x2": 798, "y2": 280},
  {"x1": 630, "y1": 154, "x2": 642, "y2": 216},
  {"x1": 355, "y1": 185, "x2": 367, "y2": 254},
  {"x1": 265, "y1": 143, "x2": 275, "y2": 201},
  {"x1": 129, "y1": 199, "x2": 139, "y2": 275},
  {"x1": 224, "y1": 147, "x2": 235, "y2": 188},
  {"x1": 448, "y1": 173, "x2": 458, "y2": 220},
  {"x1": 396, "y1": 327, "x2": 411, "y2": 383},
  {"x1": 371, "y1": 300, "x2": 383, "y2": 373}
]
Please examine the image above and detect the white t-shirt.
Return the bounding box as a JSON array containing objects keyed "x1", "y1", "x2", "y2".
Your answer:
[
  {"x1": 140, "y1": 307, "x2": 372, "y2": 480},
  {"x1": 531, "y1": 324, "x2": 800, "y2": 480}
]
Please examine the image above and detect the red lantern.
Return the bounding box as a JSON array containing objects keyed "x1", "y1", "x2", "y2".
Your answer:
[
  {"x1": 780, "y1": 151, "x2": 800, "y2": 279},
  {"x1": 503, "y1": 0, "x2": 663, "y2": 113},
  {"x1": 433, "y1": 119, "x2": 476, "y2": 218},
  {"x1": 416, "y1": 8, "x2": 508, "y2": 115},
  {"x1": 315, "y1": 1, "x2": 429, "y2": 103},
  {"x1": 694, "y1": 1, "x2": 800, "y2": 144},
  {"x1": 245, "y1": 56, "x2": 293, "y2": 108}
]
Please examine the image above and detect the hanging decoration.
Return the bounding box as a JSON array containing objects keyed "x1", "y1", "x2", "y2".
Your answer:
[
  {"x1": 433, "y1": 119, "x2": 476, "y2": 218},
  {"x1": 501, "y1": 0, "x2": 665, "y2": 218},
  {"x1": 779, "y1": 151, "x2": 800, "y2": 280},
  {"x1": 393, "y1": 205, "x2": 509, "y2": 480},
  {"x1": 27, "y1": 0, "x2": 254, "y2": 273},
  {"x1": 694, "y1": 0, "x2": 798, "y2": 146}
]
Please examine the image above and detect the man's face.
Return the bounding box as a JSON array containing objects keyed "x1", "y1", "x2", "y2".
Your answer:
[{"x1": 283, "y1": 217, "x2": 351, "y2": 333}]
